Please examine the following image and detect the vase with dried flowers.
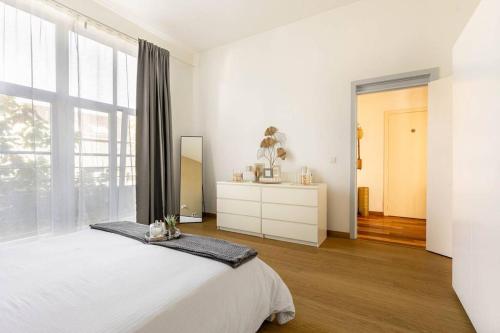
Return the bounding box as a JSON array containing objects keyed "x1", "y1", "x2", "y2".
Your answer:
[{"x1": 257, "y1": 127, "x2": 287, "y2": 183}]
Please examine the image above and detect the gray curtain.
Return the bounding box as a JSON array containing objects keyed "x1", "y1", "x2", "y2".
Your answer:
[{"x1": 136, "y1": 39, "x2": 175, "y2": 225}]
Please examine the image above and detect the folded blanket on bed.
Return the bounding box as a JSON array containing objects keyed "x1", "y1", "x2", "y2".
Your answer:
[{"x1": 90, "y1": 221, "x2": 257, "y2": 268}]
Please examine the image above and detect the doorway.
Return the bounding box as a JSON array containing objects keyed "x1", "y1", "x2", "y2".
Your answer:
[
  {"x1": 356, "y1": 87, "x2": 427, "y2": 247},
  {"x1": 350, "y1": 69, "x2": 454, "y2": 256},
  {"x1": 349, "y1": 69, "x2": 440, "y2": 244}
]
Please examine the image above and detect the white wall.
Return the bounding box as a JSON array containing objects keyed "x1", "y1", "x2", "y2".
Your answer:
[
  {"x1": 357, "y1": 87, "x2": 428, "y2": 213},
  {"x1": 453, "y1": 0, "x2": 500, "y2": 331},
  {"x1": 196, "y1": 0, "x2": 479, "y2": 232}
]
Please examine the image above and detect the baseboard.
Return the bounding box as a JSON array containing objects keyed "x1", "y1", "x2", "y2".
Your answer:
[
  {"x1": 327, "y1": 230, "x2": 350, "y2": 239},
  {"x1": 368, "y1": 211, "x2": 384, "y2": 216},
  {"x1": 203, "y1": 212, "x2": 217, "y2": 218}
]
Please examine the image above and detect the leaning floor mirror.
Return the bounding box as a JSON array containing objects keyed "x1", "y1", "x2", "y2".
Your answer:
[{"x1": 179, "y1": 136, "x2": 203, "y2": 223}]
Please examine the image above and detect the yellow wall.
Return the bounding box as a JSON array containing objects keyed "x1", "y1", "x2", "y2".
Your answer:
[{"x1": 357, "y1": 86, "x2": 428, "y2": 212}]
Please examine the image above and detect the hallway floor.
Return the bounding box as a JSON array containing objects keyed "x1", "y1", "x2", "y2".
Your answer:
[{"x1": 357, "y1": 214, "x2": 426, "y2": 247}]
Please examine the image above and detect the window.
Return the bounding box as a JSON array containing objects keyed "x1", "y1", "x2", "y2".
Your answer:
[
  {"x1": 116, "y1": 112, "x2": 136, "y2": 220},
  {"x1": 74, "y1": 108, "x2": 110, "y2": 224},
  {"x1": 117, "y1": 112, "x2": 136, "y2": 186},
  {"x1": 117, "y1": 51, "x2": 137, "y2": 108},
  {"x1": 0, "y1": 4, "x2": 56, "y2": 91},
  {"x1": 0, "y1": 95, "x2": 51, "y2": 240},
  {"x1": 69, "y1": 33, "x2": 113, "y2": 103},
  {"x1": 0, "y1": 2, "x2": 137, "y2": 241}
]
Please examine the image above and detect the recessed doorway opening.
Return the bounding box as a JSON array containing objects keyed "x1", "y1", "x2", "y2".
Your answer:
[
  {"x1": 356, "y1": 86, "x2": 428, "y2": 247},
  {"x1": 349, "y1": 69, "x2": 444, "y2": 250}
]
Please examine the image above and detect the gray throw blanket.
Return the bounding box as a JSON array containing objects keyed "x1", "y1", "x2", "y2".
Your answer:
[{"x1": 90, "y1": 221, "x2": 257, "y2": 268}]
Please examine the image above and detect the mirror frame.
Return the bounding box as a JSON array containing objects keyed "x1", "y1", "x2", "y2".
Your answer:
[{"x1": 179, "y1": 136, "x2": 203, "y2": 223}]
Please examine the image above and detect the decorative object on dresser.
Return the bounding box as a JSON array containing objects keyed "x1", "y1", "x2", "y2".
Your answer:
[
  {"x1": 254, "y1": 163, "x2": 265, "y2": 182},
  {"x1": 263, "y1": 168, "x2": 273, "y2": 178},
  {"x1": 243, "y1": 165, "x2": 255, "y2": 182},
  {"x1": 216, "y1": 182, "x2": 327, "y2": 247},
  {"x1": 300, "y1": 166, "x2": 313, "y2": 185},
  {"x1": 257, "y1": 126, "x2": 287, "y2": 183},
  {"x1": 260, "y1": 168, "x2": 282, "y2": 183},
  {"x1": 232, "y1": 170, "x2": 243, "y2": 182}
]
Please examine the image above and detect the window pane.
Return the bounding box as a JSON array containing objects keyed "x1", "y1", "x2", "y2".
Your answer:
[
  {"x1": 0, "y1": 95, "x2": 51, "y2": 152},
  {"x1": 31, "y1": 14, "x2": 56, "y2": 91},
  {"x1": 0, "y1": 3, "x2": 56, "y2": 91},
  {"x1": 0, "y1": 95, "x2": 51, "y2": 241},
  {"x1": 117, "y1": 113, "x2": 135, "y2": 186},
  {"x1": 74, "y1": 108, "x2": 109, "y2": 224},
  {"x1": 116, "y1": 112, "x2": 135, "y2": 220},
  {"x1": 69, "y1": 32, "x2": 113, "y2": 104},
  {"x1": 117, "y1": 51, "x2": 137, "y2": 108}
]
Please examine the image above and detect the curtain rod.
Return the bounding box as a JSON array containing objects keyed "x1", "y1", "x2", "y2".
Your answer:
[{"x1": 46, "y1": 0, "x2": 192, "y2": 66}]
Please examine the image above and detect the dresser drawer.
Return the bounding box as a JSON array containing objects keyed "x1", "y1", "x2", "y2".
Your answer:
[
  {"x1": 262, "y1": 203, "x2": 317, "y2": 225},
  {"x1": 262, "y1": 187, "x2": 318, "y2": 206},
  {"x1": 262, "y1": 219, "x2": 317, "y2": 243},
  {"x1": 217, "y1": 199, "x2": 260, "y2": 217},
  {"x1": 217, "y1": 213, "x2": 261, "y2": 233},
  {"x1": 217, "y1": 184, "x2": 260, "y2": 201}
]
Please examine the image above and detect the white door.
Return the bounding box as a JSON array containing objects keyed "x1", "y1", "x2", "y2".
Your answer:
[
  {"x1": 426, "y1": 77, "x2": 453, "y2": 257},
  {"x1": 384, "y1": 110, "x2": 427, "y2": 219}
]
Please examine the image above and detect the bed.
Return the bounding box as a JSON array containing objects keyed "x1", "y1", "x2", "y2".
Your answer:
[{"x1": 0, "y1": 228, "x2": 295, "y2": 333}]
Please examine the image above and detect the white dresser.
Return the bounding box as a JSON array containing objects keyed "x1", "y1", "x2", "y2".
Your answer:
[{"x1": 216, "y1": 181, "x2": 327, "y2": 247}]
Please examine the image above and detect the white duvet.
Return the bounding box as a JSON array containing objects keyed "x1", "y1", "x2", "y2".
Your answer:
[{"x1": 0, "y1": 229, "x2": 295, "y2": 333}]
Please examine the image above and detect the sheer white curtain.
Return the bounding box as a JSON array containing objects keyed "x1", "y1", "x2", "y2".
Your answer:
[{"x1": 0, "y1": 0, "x2": 137, "y2": 242}]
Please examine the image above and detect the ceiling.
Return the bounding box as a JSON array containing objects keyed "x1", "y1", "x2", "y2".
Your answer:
[{"x1": 94, "y1": 0, "x2": 361, "y2": 51}]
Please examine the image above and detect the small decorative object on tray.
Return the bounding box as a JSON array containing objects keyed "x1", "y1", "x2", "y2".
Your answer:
[
  {"x1": 146, "y1": 216, "x2": 181, "y2": 242},
  {"x1": 149, "y1": 219, "x2": 164, "y2": 237},
  {"x1": 145, "y1": 231, "x2": 168, "y2": 242},
  {"x1": 164, "y1": 215, "x2": 181, "y2": 240}
]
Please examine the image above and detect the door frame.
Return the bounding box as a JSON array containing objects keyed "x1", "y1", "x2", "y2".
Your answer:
[
  {"x1": 349, "y1": 68, "x2": 439, "y2": 239},
  {"x1": 383, "y1": 108, "x2": 427, "y2": 218}
]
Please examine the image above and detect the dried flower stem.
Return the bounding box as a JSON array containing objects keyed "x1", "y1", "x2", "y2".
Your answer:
[{"x1": 258, "y1": 126, "x2": 287, "y2": 168}]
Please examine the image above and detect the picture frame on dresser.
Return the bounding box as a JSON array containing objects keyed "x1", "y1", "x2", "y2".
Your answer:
[
  {"x1": 263, "y1": 168, "x2": 273, "y2": 178},
  {"x1": 216, "y1": 182, "x2": 327, "y2": 247}
]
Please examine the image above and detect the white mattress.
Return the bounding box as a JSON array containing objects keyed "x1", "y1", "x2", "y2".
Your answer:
[{"x1": 0, "y1": 229, "x2": 295, "y2": 333}]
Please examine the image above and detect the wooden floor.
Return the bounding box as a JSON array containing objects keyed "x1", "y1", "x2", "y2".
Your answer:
[
  {"x1": 180, "y1": 218, "x2": 473, "y2": 333},
  {"x1": 357, "y1": 214, "x2": 427, "y2": 248}
]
